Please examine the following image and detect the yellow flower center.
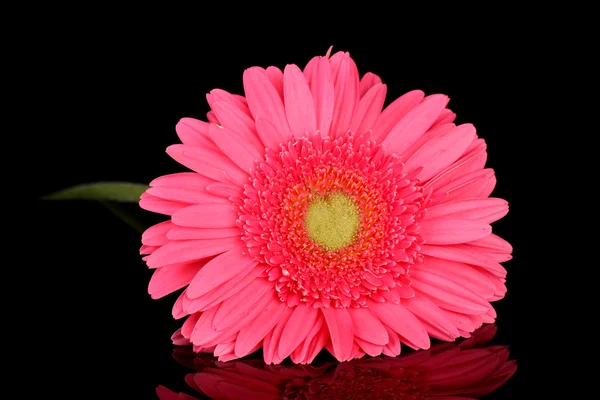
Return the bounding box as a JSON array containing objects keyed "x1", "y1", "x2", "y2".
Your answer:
[{"x1": 305, "y1": 192, "x2": 360, "y2": 251}]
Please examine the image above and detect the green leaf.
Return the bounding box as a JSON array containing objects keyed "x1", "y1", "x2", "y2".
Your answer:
[{"x1": 42, "y1": 182, "x2": 149, "y2": 202}]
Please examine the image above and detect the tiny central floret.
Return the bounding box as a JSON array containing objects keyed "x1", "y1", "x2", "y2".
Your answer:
[{"x1": 305, "y1": 192, "x2": 360, "y2": 251}]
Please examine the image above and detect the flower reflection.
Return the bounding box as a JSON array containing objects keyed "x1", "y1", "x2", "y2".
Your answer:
[{"x1": 157, "y1": 324, "x2": 516, "y2": 399}]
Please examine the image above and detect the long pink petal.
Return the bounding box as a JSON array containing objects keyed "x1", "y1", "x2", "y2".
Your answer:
[
  {"x1": 206, "y1": 88, "x2": 251, "y2": 116},
  {"x1": 235, "y1": 294, "x2": 288, "y2": 357},
  {"x1": 405, "y1": 124, "x2": 477, "y2": 181},
  {"x1": 382, "y1": 94, "x2": 449, "y2": 157},
  {"x1": 290, "y1": 314, "x2": 325, "y2": 364},
  {"x1": 423, "y1": 146, "x2": 488, "y2": 194},
  {"x1": 139, "y1": 193, "x2": 187, "y2": 216},
  {"x1": 303, "y1": 319, "x2": 330, "y2": 363},
  {"x1": 419, "y1": 218, "x2": 492, "y2": 245},
  {"x1": 425, "y1": 198, "x2": 508, "y2": 224},
  {"x1": 428, "y1": 170, "x2": 495, "y2": 206},
  {"x1": 369, "y1": 301, "x2": 430, "y2": 349},
  {"x1": 349, "y1": 83, "x2": 387, "y2": 135},
  {"x1": 142, "y1": 220, "x2": 173, "y2": 246},
  {"x1": 467, "y1": 233, "x2": 513, "y2": 253},
  {"x1": 243, "y1": 67, "x2": 291, "y2": 146},
  {"x1": 148, "y1": 261, "x2": 205, "y2": 299},
  {"x1": 263, "y1": 307, "x2": 294, "y2": 364},
  {"x1": 283, "y1": 64, "x2": 316, "y2": 137},
  {"x1": 171, "y1": 203, "x2": 237, "y2": 228},
  {"x1": 184, "y1": 265, "x2": 264, "y2": 313},
  {"x1": 166, "y1": 226, "x2": 241, "y2": 241},
  {"x1": 330, "y1": 53, "x2": 359, "y2": 136},
  {"x1": 146, "y1": 186, "x2": 228, "y2": 205},
  {"x1": 372, "y1": 90, "x2": 424, "y2": 142},
  {"x1": 206, "y1": 181, "x2": 243, "y2": 198},
  {"x1": 175, "y1": 118, "x2": 219, "y2": 151},
  {"x1": 420, "y1": 244, "x2": 506, "y2": 277},
  {"x1": 210, "y1": 101, "x2": 256, "y2": 137},
  {"x1": 411, "y1": 272, "x2": 490, "y2": 315},
  {"x1": 208, "y1": 123, "x2": 261, "y2": 172},
  {"x1": 348, "y1": 307, "x2": 389, "y2": 345},
  {"x1": 359, "y1": 72, "x2": 382, "y2": 97},
  {"x1": 382, "y1": 327, "x2": 401, "y2": 357},
  {"x1": 265, "y1": 66, "x2": 284, "y2": 99},
  {"x1": 166, "y1": 144, "x2": 248, "y2": 185},
  {"x1": 355, "y1": 338, "x2": 384, "y2": 357},
  {"x1": 413, "y1": 257, "x2": 495, "y2": 299},
  {"x1": 308, "y1": 57, "x2": 335, "y2": 137},
  {"x1": 186, "y1": 245, "x2": 255, "y2": 298},
  {"x1": 180, "y1": 312, "x2": 201, "y2": 339},
  {"x1": 278, "y1": 305, "x2": 319, "y2": 359},
  {"x1": 211, "y1": 278, "x2": 274, "y2": 330},
  {"x1": 432, "y1": 108, "x2": 457, "y2": 128},
  {"x1": 321, "y1": 307, "x2": 355, "y2": 361},
  {"x1": 150, "y1": 172, "x2": 215, "y2": 190},
  {"x1": 146, "y1": 237, "x2": 240, "y2": 268},
  {"x1": 403, "y1": 294, "x2": 460, "y2": 340}
]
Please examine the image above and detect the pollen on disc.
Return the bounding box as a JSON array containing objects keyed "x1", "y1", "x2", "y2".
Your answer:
[{"x1": 304, "y1": 192, "x2": 361, "y2": 251}]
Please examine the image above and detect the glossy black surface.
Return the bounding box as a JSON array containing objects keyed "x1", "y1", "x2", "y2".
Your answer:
[{"x1": 29, "y1": 16, "x2": 545, "y2": 398}]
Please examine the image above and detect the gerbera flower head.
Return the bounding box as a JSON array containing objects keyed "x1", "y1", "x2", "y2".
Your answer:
[
  {"x1": 140, "y1": 48, "x2": 512, "y2": 364},
  {"x1": 157, "y1": 325, "x2": 517, "y2": 399}
]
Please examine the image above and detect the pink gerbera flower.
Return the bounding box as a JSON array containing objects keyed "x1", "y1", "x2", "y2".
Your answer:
[{"x1": 140, "y1": 48, "x2": 512, "y2": 364}]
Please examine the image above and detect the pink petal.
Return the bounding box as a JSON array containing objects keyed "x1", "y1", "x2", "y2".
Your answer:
[
  {"x1": 243, "y1": 67, "x2": 291, "y2": 146},
  {"x1": 321, "y1": 307, "x2": 355, "y2": 361},
  {"x1": 210, "y1": 101, "x2": 263, "y2": 149},
  {"x1": 348, "y1": 307, "x2": 389, "y2": 345},
  {"x1": 148, "y1": 261, "x2": 205, "y2": 299},
  {"x1": 382, "y1": 327, "x2": 401, "y2": 357},
  {"x1": 166, "y1": 144, "x2": 248, "y2": 185},
  {"x1": 349, "y1": 83, "x2": 387, "y2": 135},
  {"x1": 166, "y1": 226, "x2": 241, "y2": 241},
  {"x1": 330, "y1": 53, "x2": 359, "y2": 136},
  {"x1": 372, "y1": 90, "x2": 424, "y2": 142},
  {"x1": 142, "y1": 220, "x2": 173, "y2": 246},
  {"x1": 278, "y1": 305, "x2": 319, "y2": 359},
  {"x1": 413, "y1": 257, "x2": 495, "y2": 299},
  {"x1": 308, "y1": 57, "x2": 334, "y2": 137},
  {"x1": 355, "y1": 337, "x2": 384, "y2": 357},
  {"x1": 206, "y1": 181, "x2": 243, "y2": 198},
  {"x1": 211, "y1": 278, "x2": 274, "y2": 330},
  {"x1": 431, "y1": 108, "x2": 456, "y2": 128},
  {"x1": 283, "y1": 64, "x2": 316, "y2": 137},
  {"x1": 146, "y1": 186, "x2": 228, "y2": 205},
  {"x1": 382, "y1": 94, "x2": 449, "y2": 157},
  {"x1": 265, "y1": 66, "x2": 284, "y2": 99},
  {"x1": 369, "y1": 301, "x2": 430, "y2": 350},
  {"x1": 171, "y1": 203, "x2": 237, "y2": 228},
  {"x1": 263, "y1": 307, "x2": 294, "y2": 364},
  {"x1": 419, "y1": 218, "x2": 492, "y2": 245},
  {"x1": 184, "y1": 265, "x2": 264, "y2": 314},
  {"x1": 423, "y1": 146, "x2": 488, "y2": 194},
  {"x1": 425, "y1": 198, "x2": 508, "y2": 224},
  {"x1": 186, "y1": 246, "x2": 256, "y2": 298},
  {"x1": 181, "y1": 312, "x2": 201, "y2": 339},
  {"x1": 403, "y1": 294, "x2": 460, "y2": 340},
  {"x1": 255, "y1": 116, "x2": 287, "y2": 151},
  {"x1": 146, "y1": 237, "x2": 240, "y2": 268},
  {"x1": 150, "y1": 172, "x2": 215, "y2": 190},
  {"x1": 303, "y1": 320, "x2": 330, "y2": 364},
  {"x1": 206, "y1": 88, "x2": 251, "y2": 117},
  {"x1": 467, "y1": 233, "x2": 513, "y2": 253},
  {"x1": 235, "y1": 294, "x2": 288, "y2": 357},
  {"x1": 206, "y1": 110, "x2": 219, "y2": 124},
  {"x1": 359, "y1": 72, "x2": 382, "y2": 97},
  {"x1": 171, "y1": 289, "x2": 187, "y2": 319},
  {"x1": 175, "y1": 118, "x2": 219, "y2": 151},
  {"x1": 139, "y1": 193, "x2": 187, "y2": 216},
  {"x1": 428, "y1": 169, "x2": 495, "y2": 206},
  {"x1": 290, "y1": 314, "x2": 325, "y2": 364},
  {"x1": 420, "y1": 244, "x2": 506, "y2": 278},
  {"x1": 410, "y1": 270, "x2": 490, "y2": 315},
  {"x1": 405, "y1": 123, "x2": 477, "y2": 182},
  {"x1": 208, "y1": 123, "x2": 262, "y2": 172}
]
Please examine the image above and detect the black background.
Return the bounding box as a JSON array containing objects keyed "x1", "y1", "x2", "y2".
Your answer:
[{"x1": 27, "y1": 11, "x2": 550, "y2": 399}]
